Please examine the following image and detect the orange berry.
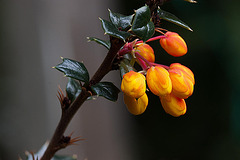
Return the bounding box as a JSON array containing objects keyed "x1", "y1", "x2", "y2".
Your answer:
[
  {"x1": 169, "y1": 63, "x2": 194, "y2": 99},
  {"x1": 135, "y1": 43, "x2": 155, "y2": 62},
  {"x1": 123, "y1": 93, "x2": 148, "y2": 115},
  {"x1": 121, "y1": 71, "x2": 146, "y2": 98},
  {"x1": 146, "y1": 66, "x2": 172, "y2": 96},
  {"x1": 160, "y1": 93, "x2": 187, "y2": 117},
  {"x1": 160, "y1": 32, "x2": 187, "y2": 57}
]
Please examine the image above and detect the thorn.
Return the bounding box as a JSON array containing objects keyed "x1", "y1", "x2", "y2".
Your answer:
[
  {"x1": 60, "y1": 56, "x2": 64, "y2": 59},
  {"x1": 52, "y1": 66, "x2": 56, "y2": 69},
  {"x1": 57, "y1": 86, "x2": 65, "y2": 105},
  {"x1": 108, "y1": 8, "x2": 111, "y2": 12},
  {"x1": 57, "y1": 93, "x2": 61, "y2": 102},
  {"x1": 58, "y1": 85, "x2": 64, "y2": 97},
  {"x1": 69, "y1": 136, "x2": 85, "y2": 145},
  {"x1": 98, "y1": 17, "x2": 102, "y2": 21}
]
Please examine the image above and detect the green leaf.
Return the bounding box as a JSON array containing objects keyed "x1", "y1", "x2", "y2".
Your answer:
[
  {"x1": 100, "y1": 18, "x2": 132, "y2": 41},
  {"x1": 87, "y1": 37, "x2": 110, "y2": 50},
  {"x1": 131, "y1": 21, "x2": 155, "y2": 42},
  {"x1": 131, "y1": 5, "x2": 155, "y2": 42},
  {"x1": 157, "y1": 7, "x2": 193, "y2": 31},
  {"x1": 55, "y1": 58, "x2": 89, "y2": 83},
  {"x1": 91, "y1": 82, "x2": 120, "y2": 102},
  {"x1": 109, "y1": 9, "x2": 134, "y2": 30},
  {"x1": 66, "y1": 78, "x2": 82, "y2": 102},
  {"x1": 119, "y1": 58, "x2": 135, "y2": 79}
]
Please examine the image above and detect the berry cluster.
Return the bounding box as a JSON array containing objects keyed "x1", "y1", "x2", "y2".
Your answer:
[{"x1": 119, "y1": 30, "x2": 195, "y2": 117}]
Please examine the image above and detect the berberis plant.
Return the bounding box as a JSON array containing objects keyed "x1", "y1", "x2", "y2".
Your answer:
[{"x1": 24, "y1": 0, "x2": 197, "y2": 159}]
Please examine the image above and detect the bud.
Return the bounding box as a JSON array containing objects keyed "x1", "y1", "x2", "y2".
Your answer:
[
  {"x1": 124, "y1": 93, "x2": 148, "y2": 115},
  {"x1": 146, "y1": 66, "x2": 172, "y2": 96},
  {"x1": 160, "y1": 93, "x2": 186, "y2": 117},
  {"x1": 159, "y1": 32, "x2": 187, "y2": 57},
  {"x1": 121, "y1": 71, "x2": 146, "y2": 98},
  {"x1": 135, "y1": 43, "x2": 155, "y2": 62},
  {"x1": 169, "y1": 63, "x2": 194, "y2": 99}
]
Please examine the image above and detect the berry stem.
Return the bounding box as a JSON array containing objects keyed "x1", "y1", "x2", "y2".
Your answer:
[
  {"x1": 146, "y1": 35, "x2": 166, "y2": 42},
  {"x1": 135, "y1": 52, "x2": 152, "y2": 70},
  {"x1": 150, "y1": 62, "x2": 170, "y2": 70}
]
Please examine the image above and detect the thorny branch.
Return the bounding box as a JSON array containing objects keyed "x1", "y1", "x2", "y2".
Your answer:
[
  {"x1": 40, "y1": 0, "x2": 162, "y2": 159},
  {"x1": 40, "y1": 37, "x2": 124, "y2": 160}
]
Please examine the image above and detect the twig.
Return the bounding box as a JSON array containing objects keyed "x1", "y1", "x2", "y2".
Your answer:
[{"x1": 40, "y1": 37, "x2": 124, "y2": 160}]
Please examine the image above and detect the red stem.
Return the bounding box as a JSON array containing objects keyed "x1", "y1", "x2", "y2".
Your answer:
[
  {"x1": 134, "y1": 52, "x2": 152, "y2": 70},
  {"x1": 149, "y1": 62, "x2": 170, "y2": 70}
]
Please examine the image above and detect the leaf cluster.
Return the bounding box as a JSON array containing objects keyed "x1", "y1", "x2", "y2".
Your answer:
[{"x1": 55, "y1": 58, "x2": 120, "y2": 102}]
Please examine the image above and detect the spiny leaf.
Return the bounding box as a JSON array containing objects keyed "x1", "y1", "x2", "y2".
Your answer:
[
  {"x1": 91, "y1": 82, "x2": 120, "y2": 102},
  {"x1": 109, "y1": 9, "x2": 134, "y2": 30},
  {"x1": 66, "y1": 78, "x2": 82, "y2": 102},
  {"x1": 55, "y1": 58, "x2": 89, "y2": 83},
  {"x1": 87, "y1": 37, "x2": 110, "y2": 50},
  {"x1": 131, "y1": 5, "x2": 155, "y2": 42},
  {"x1": 157, "y1": 7, "x2": 193, "y2": 31},
  {"x1": 100, "y1": 18, "x2": 132, "y2": 41},
  {"x1": 131, "y1": 21, "x2": 155, "y2": 42}
]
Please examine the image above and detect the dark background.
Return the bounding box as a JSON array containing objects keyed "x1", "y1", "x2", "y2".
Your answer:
[{"x1": 122, "y1": 0, "x2": 240, "y2": 159}]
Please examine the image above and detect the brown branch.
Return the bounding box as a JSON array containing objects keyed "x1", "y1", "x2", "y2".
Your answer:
[
  {"x1": 40, "y1": 37, "x2": 124, "y2": 160},
  {"x1": 89, "y1": 36, "x2": 124, "y2": 87},
  {"x1": 40, "y1": 87, "x2": 91, "y2": 160}
]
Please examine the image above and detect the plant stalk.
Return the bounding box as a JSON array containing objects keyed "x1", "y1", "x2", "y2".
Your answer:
[{"x1": 40, "y1": 37, "x2": 124, "y2": 160}]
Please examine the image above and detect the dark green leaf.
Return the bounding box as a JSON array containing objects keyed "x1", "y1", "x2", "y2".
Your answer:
[
  {"x1": 100, "y1": 18, "x2": 132, "y2": 41},
  {"x1": 91, "y1": 82, "x2": 120, "y2": 102},
  {"x1": 132, "y1": 5, "x2": 151, "y2": 28},
  {"x1": 55, "y1": 58, "x2": 89, "y2": 83},
  {"x1": 131, "y1": 21, "x2": 155, "y2": 42},
  {"x1": 157, "y1": 7, "x2": 193, "y2": 31},
  {"x1": 109, "y1": 9, "x2": 134, "y2": 30},
  {"x1": 131, "y1": 5, "x2": 155, "y2": 41},
  {"x1": 87, "y1": 37, "x2": 110, "y2": 50},
  {"x1": 66, "y1": 78, "x2": 82, "y2": 102},
  {"x1": 119, "y1": 58, "x2": 135, "y2": 79}
]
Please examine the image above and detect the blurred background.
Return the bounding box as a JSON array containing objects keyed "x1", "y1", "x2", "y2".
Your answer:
[{"x1": 1, "y1": 0, "x2": 240, "y2": 159}]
